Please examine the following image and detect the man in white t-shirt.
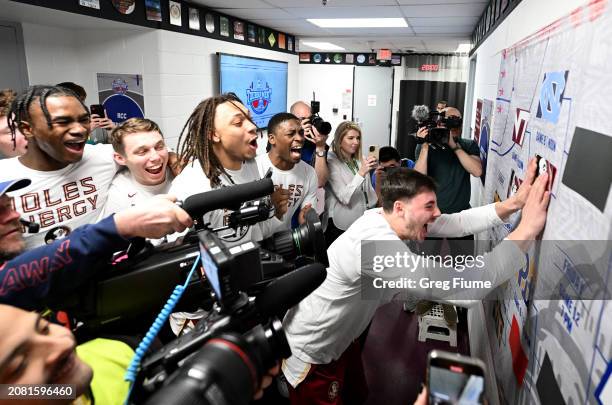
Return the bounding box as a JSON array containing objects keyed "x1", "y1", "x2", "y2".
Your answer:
[
  {"x1": 0, "y1": 85, "x2": 118, "y2": 248},
  {"x1": 282, "y1": 160, "x2": 550, "y2": 404},
  {"x1": 256, "y1": 112, "x2": 318, "y2": 230},
  {"x1": 101, "y1": 118, "x2": 172, "y2": 217},
  {"x1": 170, "y1": 93, "x2": 286, "y2": 243}
]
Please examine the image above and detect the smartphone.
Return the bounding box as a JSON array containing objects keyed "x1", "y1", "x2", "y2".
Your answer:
[
  {"x1": 90, "y1": 104, "x2": 106, "y2": 118},
  {"x1": 368, "y1": 145, "x2": 380, "y2": 160},
  {"x1": 427, "y1": 350, "x2": 486, "y2": 405}
]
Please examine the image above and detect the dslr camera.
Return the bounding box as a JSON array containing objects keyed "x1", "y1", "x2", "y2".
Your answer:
[{"x1": 309, "y1": 99, "x2": 332, "y2": 136}]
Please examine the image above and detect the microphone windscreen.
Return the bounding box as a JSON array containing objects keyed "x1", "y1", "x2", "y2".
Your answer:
[
  {"x1": 182, "y1": 178, "x2": 274, "y2": 219},
  {"x1": 255, "y1": 263, "x2": 326, "y2": 318},
  {"x1": 411, "y1": 105, "x2": 430, "y2": 122}
]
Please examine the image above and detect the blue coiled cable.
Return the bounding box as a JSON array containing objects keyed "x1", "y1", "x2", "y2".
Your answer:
[{"x1": 123, "y1": 253, "x2": 201, "y2": 404}]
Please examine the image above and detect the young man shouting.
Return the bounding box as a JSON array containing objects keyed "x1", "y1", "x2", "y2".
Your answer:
[
  {"x1": 102, "y1": 118, "x2": 172, "y2": 216},
  {"x1": 256, "y1": 112, "x2": 318, "y2": 230},
  {"x1": 282, "y1": 160, "x2": 549, "y2": 404},
  {"x1": 170, "y1": 93, "x2": 286, "y2": 242},
  {"x1": 0, "y1": 85, "x2": 118, "y2": 248}
]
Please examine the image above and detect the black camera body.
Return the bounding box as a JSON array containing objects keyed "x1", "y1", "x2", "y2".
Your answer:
[
  {"x1": 309, "y1": 100, "x2": 332, "y2": 136},
  {"x1": 415, "y1": 111, "x2": 463, "y2": 148}
]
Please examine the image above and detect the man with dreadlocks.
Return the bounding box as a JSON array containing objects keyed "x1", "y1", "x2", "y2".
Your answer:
[
  {"x1": 170, "y1": 93, "x2": 287, "y2": 242},
  {"x1": 0, "y1": 85, "x2": 119, "y2": 248},
  {"x1": 0, "y1": 89, "x2": 28, "y2": 158}
]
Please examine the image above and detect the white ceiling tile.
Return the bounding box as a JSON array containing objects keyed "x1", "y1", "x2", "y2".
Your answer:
[
  {"x1": 323, "y1": 27, "x2": 415, "y2": 36},
  {"x1": 213, "y1": 8, "x2": 295, "y2": 20},
  {"x1": 191, "y1": 0, "x2": 273, "y2": 9},
  {"x1": 284, "y1": 6, "x2": 405, "y2": 19},
  {"x1": 413, "y1": 25, "x2": 474, "y2": 34},
  {"x1": 400, "y1": 3, "x2": 487, "y2": 18},
  {"x1": 407, "y1": 16, "x2": 479, "y2": 27},
  {"x1": 397, "y1": 0, "x2": 486, "y2": 5}
]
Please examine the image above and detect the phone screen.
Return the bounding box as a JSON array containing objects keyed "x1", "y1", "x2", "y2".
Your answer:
[
  {"x1": 90, "y1": 104, "x2": 105, "y2": 117},
  {"x1": 428, "y1": 355, "x2": 485, "y2": 404}
]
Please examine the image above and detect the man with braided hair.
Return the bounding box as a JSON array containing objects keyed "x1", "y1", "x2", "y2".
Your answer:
[
  {"x1": 0, "y1": 85, "x2": 119, "y2": 248},
  {"x1": 0, "y1": 89, "x2": 28, "y2": 158},
  {"x1": 170, "y1": 93, "x2": 287, "y2": 242}
]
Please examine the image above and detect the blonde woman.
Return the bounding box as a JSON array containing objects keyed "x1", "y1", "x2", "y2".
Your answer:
[{"x1": 324, "y1": 121, "x2": 377, "y2": 246}]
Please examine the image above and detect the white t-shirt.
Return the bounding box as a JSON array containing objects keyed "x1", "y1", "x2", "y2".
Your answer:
[
  {"x1": 255, "y1": 154, "x2": 318, "y2": 230},
  {"x1": 169, "y1": 159, "x2": 283, "y2": 242},
  {"x1": 101, "y1": 168, "x2": 173, "y2": 217},
  {"x1": 0, "y1": 144, "x2": 117, "y2": 248},
  {"x1": 281, "y1": 204, "x2": 523, "y2": 387}
]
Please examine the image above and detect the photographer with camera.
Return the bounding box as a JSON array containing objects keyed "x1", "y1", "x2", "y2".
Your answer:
[
  {"x1": 290, "y1": 101, "x2": 331, "y2": 188},
  {"x1": 414, "y1": 106, "x2": 482, "y2": 214},
  {"x1": 170, "y1": 93, "x2": 286, "y2": 243},
  {"x1": 282, "y1": 161, "x2": 549, "y2": 405}
]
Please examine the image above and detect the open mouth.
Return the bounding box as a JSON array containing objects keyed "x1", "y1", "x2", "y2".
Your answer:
[
  {"x1": 290, "y1": 146, "x2": 302, "y2": 158},
  {"x1": 51, "y1": 350, "x2": 77, "y2": 383},
  {"x1": 248, "y1": 138, "x2": 258, "y2": 150},
  {"x1": 64, "y1": 140, "x2": 85, "y2": 154},
  {"x1": 145, "y1": 165, "x2": 164, "y2": 175}
]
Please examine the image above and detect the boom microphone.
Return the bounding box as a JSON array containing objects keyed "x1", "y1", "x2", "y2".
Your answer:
[
  {"x1": 181, "y1": 178, "x2": 274, "y2": 220},
  {"x1": 255, "y1": 263, "x2": 326, "y2": 318},
  {"x1": 411, "y1": 105, "x2": 430, "y2": 123}
]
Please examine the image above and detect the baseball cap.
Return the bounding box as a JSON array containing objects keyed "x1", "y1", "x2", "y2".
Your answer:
[{"x1": 0, "y1": 178, "x2": 31, "y2": 197}]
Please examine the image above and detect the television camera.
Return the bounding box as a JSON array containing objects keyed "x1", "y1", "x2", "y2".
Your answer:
[
  {"x1": 58, "y1": 177, "x2": 327, "y2": 331},
  {"x1": 411, "y1": 105, "x2": 462, "y2": 149}
]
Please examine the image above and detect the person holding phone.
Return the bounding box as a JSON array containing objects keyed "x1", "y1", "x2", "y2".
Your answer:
[{"x1": 324, "y1": 121, "x2": 377, "y2": 247}]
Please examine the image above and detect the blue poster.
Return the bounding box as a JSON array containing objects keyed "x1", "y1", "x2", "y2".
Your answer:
[{"x1": 97, "y1": 73, "x2": 145, "y2": 124}]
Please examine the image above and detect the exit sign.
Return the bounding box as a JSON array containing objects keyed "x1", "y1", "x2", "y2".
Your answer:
[
  {"x1": 377, "y1": 49, "x2": 392, "y2": 60},
  {"x1": 420, "y1": 64, "x2": 440, "y2": 71}
]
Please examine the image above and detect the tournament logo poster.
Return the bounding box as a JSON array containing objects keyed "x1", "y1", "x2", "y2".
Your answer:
[{"x1": 97, "y1": 73, "x2": 144, "y2": 124}]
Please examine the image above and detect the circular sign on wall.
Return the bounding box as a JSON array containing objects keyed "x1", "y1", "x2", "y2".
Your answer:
[
  {"x1": 313, "y1": 54, "x2": 322, "y2": 63},
  {"x1": 356, "y1": 54, "x2": 366, "y2": 64},
  {"x1": 205, "y1": 13, "x2": 215, "y2": 33},
  {"x1": 111, "y1": 0, "x2": 136, "y2": 15}
]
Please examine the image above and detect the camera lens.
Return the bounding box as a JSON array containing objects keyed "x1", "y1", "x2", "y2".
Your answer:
[
  {"x1": 311, "y1": 116, "x2": 332, "y2": 136},
  {"x1": 145, "y1": 320, "x2": 289, "y2": 405}
]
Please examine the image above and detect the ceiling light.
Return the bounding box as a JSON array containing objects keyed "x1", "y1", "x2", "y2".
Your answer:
[
  {"x1": 301, "y1": 41, "x2": 345, "y2": 51},
  {"x1": 455, "y1": 43, "x2": 471, "y2": 53},
  {"x1": 307, "y1": 18, "x2": 407, "y2": 28}
]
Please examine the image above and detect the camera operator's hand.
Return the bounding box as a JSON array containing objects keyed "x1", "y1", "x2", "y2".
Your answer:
[
  {"x1": 253, "y1": 363, "x2": 280, "y2": 400},
  {"x1": 298, "y1": 203, "x2": 313, "y2": 225},
  {"x1": 271, "y1": 186, "x2": 290, "y2": 219},
  {"x1": 358, "y1": 155, "x2": 378, "y2": 177},
  {"x1": 447, "y1": 134, "x2": 457, "y2": 149},
  {"x1": 114, "y1": 195, "x2": 193, "y2": 239},
  {"x1": 416, "y1": 126, "x2": 429, "y2": 141},
  {"x1": 90, "y1": 113, "x2": 115, "y2": 131},
  {"x1": 301, "y1": 118, "x2": 314, "y2": 141}
]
